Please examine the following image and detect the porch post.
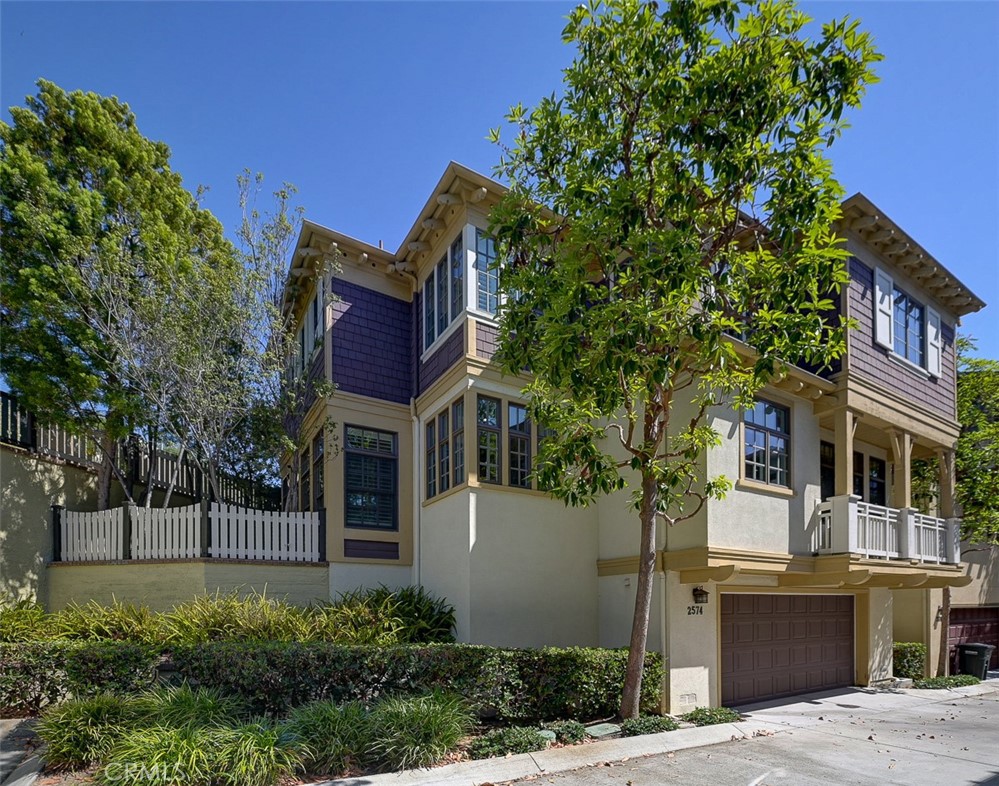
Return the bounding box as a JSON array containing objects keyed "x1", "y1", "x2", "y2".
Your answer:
[
  {"x1": 897, "y1": 508, "x2": 916, "y2": 560},
  {"x1": 935, "y1": 448, "x2": 957, "y2": 518},
  {"x1": 833, "y1": 408, "x2": 855, "y2": 497},
  {"x1": 51, "y1": 504, "x2": 64, "y2": 562},
  {"x1": 887, "y1": 429, "x2": 913, "y2": 509},
  {"x1": 829, "y1": 494, "x2": 860, "y2": 554}
]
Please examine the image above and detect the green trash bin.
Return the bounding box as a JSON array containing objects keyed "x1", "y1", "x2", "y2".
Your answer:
[{"x1": 956, "y1": 643, "x2": 995, "y2": 679}]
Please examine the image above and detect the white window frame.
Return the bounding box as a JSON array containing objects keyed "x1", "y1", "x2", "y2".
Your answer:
[
  {"x1": 422, "y1": 227, "x2": 477, "y2": 357},
  {"x1": 872, "y1": 266, "x2": 941, "y2": 378}
]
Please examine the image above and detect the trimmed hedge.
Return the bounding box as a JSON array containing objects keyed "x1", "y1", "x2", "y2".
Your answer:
[
  {"x1": 893, "y1": 642, "x2": 927, "y2": 680},
  {"x1": 0, "y1": 642, "x2": 159, "y2": 716},
  {"x1": 171, "y1": 642, "x2": 664, "y2": 720},
  {"x1": 3, "y1": 640, "x2": 663, "y2": 721}
]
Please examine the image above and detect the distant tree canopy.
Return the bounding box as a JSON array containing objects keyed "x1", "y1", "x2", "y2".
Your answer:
[
  {"x1": 0, "y1": 81, "x2": 307, "y2": 507},
  {"x1": 490, "y1": 0, "x2": 880, "y2": 717}
]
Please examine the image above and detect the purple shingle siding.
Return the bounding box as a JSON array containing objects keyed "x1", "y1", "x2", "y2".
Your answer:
[
  {"x1": 476, "y1": 321, "x2": 499, "y2": 361},
  {"x1": 331, "y1": 280, "x2": 411, "y2": 405},
  {"x1": 419, "y1": 327, "x2": 465, "y2": 395},
  {"x1": 847, "y1": 257, "x2": 957, "y2": 419}
]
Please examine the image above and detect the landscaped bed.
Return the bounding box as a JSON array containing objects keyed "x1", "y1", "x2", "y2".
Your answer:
[{"x1": 2, "y1": 591, "x2": 742, "y2": 785}]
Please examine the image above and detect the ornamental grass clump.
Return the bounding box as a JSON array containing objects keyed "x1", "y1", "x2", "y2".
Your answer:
[
  {"x1": 309, "y1": 590, "x2": 403, "y2": 645},
  {"x1": 37, "y1": 693, "x2": 140, "y2": 769},
  {"x1": 367, "y1": 692, "x2": 472, "y2": 770},
  {"x1": 0, "y1": 598, "x2": 52, "y2": 642},
  {"x1": 133, "y1": 684, "x2": 247, "y2": 728},
  {"x1": 162, "y1": 590, "x2": 312, "y2": 643},
  {"x1": 50, "y1": 599, "x2": 164, "y2": 644},
  {"x1": 283, "y1": 700, "x2": 370, "y2": 776}
]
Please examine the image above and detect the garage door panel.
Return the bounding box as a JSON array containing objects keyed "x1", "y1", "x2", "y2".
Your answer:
[
  {"x1": 948, "y1": 607, "x2": 999, "y2": 670},
  {"x1": 721, "y1": 593, "x2": 854, "y2": 705}
]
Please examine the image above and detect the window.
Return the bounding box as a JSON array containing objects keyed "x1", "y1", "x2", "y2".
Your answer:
[
  {"x1": 508, "y1": 403, "x2": 531, "y2": 488},
  {"x1": 424, "y1": 232, "x2": 466, "y2": 350},
  {"x1": 873, "y1": 266, "x2": 942, "y2": 376},
  {"x1": 869, "y1": 456, "x2": 887, "y2": 506},
  {"x1": 312, "y1": 430, "x2": 324, "y2": 511},
  {"x1": 425, "y1": 421, "x2": 437, "y2": 499},
  {"x1": 475, "y1": 229, "x2": 499, "y2": 315},
  {"x1": 452, "y1": 398, "x2": 465, "y2": 485},
  {"x1": 300, "y1": 448, "x2": 311, "y2": 512},
  {"x1": 477, "y1": 395, "x2": 501, "y2": 483},
  {"x1": 450, "y1": 235, "x2": 464, "y2": 321},
  {"x1": 344, "y1": 426, "x2": 397, "y2": 530},
  {"x1": 853, "y1": 450, "x2": 865, "y2": 498},
  {"x1": 744, "y1": 400, "x2": 790, "y2": 487},
  {"x1": 820, "y1": 441, "x2": 835, "y2": 501},
  {"x1": 893, "y1": 287, "x2": 924, "y2": 366},
  {"x1": 438, "y1": 411, "x2": 450, "y2": 494}
]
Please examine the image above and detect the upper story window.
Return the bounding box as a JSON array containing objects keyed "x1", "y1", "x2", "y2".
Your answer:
[
  {"x1": 744, "y1": 399, "x2": 790, "y2": 488},
  {"x1": 344, "y1": 425, "x2": 397, "y2": 530},
  {"x1": 508, "y1": 403, "x2": 531, "y2": 488},
  {"x1": 892, "y1": 287, "x2": 924, "y2": 366},
  {"x1": 424, "y1": 234, "x2": 465, "y2": 350},
  {"x1": 475, "y1": 229, "x2": 499, "y2": 316},
  {"x1": 873, "y1": 266, "x2": 941, "y2": 377},
  {"x1": 425, "y1": 397, "x2": 465, "y2": 500}
]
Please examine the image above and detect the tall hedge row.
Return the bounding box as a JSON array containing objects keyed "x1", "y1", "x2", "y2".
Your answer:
[{"x1": 1, "y1": 641, "x2": 664, "y2": 721}]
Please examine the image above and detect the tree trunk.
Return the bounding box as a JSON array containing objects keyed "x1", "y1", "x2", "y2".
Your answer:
[
  {"x1": 937, "y1": 585, "x2": 951, "y2": 677},
  {"x1": 619, "y1": 471, "x2": 659, "y2": 719},
  {"x1": 96, "y1": 430, "x2": 115, "y2": 510}
]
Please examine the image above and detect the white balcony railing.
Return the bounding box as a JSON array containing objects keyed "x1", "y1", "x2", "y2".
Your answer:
[{"x1": 813, "y1": 495, "x2": 960, "y2": 565}]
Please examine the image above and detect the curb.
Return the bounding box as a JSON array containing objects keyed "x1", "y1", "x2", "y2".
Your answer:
[
  {"x1": 318, "y1": 723, "x2": 762, "y2": 786},
  {"x1": 0, "y1": 754, "x2": 42, "y2": 786}
]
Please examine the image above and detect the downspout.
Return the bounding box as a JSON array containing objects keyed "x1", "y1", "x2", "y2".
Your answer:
[
  {"x1": 412, "y1": 400, "x2": 421, "y2": 587},
  {"x1": 659, "y1": 516, "x2": 670, "y2": 714}
]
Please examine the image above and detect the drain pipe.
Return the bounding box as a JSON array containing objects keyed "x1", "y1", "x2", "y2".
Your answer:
[{"x1": 411, "y1": 399, "x2": 421, "y2": 587}]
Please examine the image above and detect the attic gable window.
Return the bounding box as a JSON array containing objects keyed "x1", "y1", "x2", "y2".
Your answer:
[{"x1": 873, "y1": 266, "x2": 941, "y2": 376}]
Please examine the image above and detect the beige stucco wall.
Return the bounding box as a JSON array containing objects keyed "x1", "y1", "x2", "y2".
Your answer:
[
  {"x1": 420, "y1": 488, "x2": 473, "y2": 641},
  {"x1": 666, "y1": 571, "x2": 716, "y2": 712},
  {"x1": 469, "y1": 488, "x2": 598, "y2": 647},
  {"x1": 47, "y1": 561, "x2": 329, "y2": 611},
  {"x1": 706, "y1": 393, "x2": 822, "y2": 555},
  {"x1": 1, "y1": 447, "x2": 98, "y2": 605},
  {"x1": 952, "y1": 544, "x2": 999, "y2": 607},
  {"x1": 865, "y1": 587, "x2": 894, "y2": 683},
  {"x1": 330, "y1": 563, "x2": 413, "y2": 598}
]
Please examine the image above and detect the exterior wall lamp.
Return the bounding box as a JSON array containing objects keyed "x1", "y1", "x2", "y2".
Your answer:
[{"x1": 692, "y1": 586, "x2": 709, "y2": 605}]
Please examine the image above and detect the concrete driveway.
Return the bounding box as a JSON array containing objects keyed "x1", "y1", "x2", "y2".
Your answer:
[{"x1": 505, "y1": 685, "x2": 999, "y2": 786}]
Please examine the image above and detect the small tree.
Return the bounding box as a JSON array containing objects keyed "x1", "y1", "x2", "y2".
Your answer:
[
  {"x1": 490, "y1": 0, "x2": 880, "y2": 717},
  {"x1": 0, "y1": 80, "x2": 235, "y2": 507}
]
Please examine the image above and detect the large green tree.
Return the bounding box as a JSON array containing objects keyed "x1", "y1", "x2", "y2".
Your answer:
[
  {"x1": 490, "y1": 0, "x2": 880, "y2": 717},
  {"x1": 0, "y1": 80, "x2": 238, "y2": 507}
]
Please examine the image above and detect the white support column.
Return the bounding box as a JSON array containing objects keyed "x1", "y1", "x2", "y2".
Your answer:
[
  {"x1": 829, "y1": 494, "x2": 860, "y2": 554},
  {"x1": 897, "y1": 508, "x2": 917, "y2": 560},
  {"x1": 945, "y1": 518, "x2": 961, "y2": 564}
]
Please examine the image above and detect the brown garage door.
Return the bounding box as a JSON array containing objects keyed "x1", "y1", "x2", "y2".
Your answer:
[
  {"x1": 721, "y1": 594, "x2": 854, "y2": 705},
  {"x1": 949, "y1": 607, "x2": 999, "y2": 670}
]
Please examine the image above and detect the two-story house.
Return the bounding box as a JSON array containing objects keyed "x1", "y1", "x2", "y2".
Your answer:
[{"x1": 280, "y1": 163, "x2": 987, "y2": 711}]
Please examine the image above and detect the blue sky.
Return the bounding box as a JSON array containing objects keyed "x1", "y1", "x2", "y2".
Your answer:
[{"x1": 2, "y1": 1, "x2": 997, "y2": 357}]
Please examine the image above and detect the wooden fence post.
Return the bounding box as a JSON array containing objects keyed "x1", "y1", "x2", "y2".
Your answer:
[
  {"x1": 200, "y1": 498, "x2": 211, "y2": 558},
  {"x1": 51, "y1": 504, "x2": 64, "y2": 562}
]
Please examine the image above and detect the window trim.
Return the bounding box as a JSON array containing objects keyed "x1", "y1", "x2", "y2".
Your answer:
[
  {"x1": 344, "y1": 424, "x2": 399, "y2": 532},
  {"x1": 742, "y1": 398, "x2": 791, "y2": 490},
  {"x1": 422, "y1": 231, "x2": 468, "y2": 354},
  {"x1": 508, "y1": 402, "x2": 532, "y2": 489},
  {"x1": 476, "y1": 394, "x2": 502, "y2": 485},
  {"x1": 873, "y1": 265, "x2": 942, "y2": 378}
]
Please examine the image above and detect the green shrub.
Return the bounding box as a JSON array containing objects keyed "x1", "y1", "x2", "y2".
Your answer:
[
  {"x1": 50, "y1": 599, "x2": 164, "y2": 644},
  {"x1": 37, "y1": 693, "x2": 140, "y2": 769},
  {"x1": 542, "y1": 719, "x2": 586, "y2": 744},
  {"x1": 100, "y1": 721, "x2": 298, "y2": 786},
  {"x1": 359, "y1": 585, "x2": 456, "y2": 644},
  {"x1": 162, "y1": 591, "x2": 312, "y2": 644},
  {"x1": 913, "y1": 674, "x2": 980, "y2": 689},
  {"x1": 309, "y1": 591, "x2": 404, "y2": 645},
  {"x1": 134, "y1": 685, "x2": 247, "y2": 728},
  {"x1": 468, "y1": 726, "x2": 549, "y2": 759},
  {"x1": 367, "y1": 692, "x2": 472, "y2": 770},
  {"x1": 172, "y1": 641, "x2": 664, "y2": 720},
  {"x1": 283, "y1": 700, "x2": 369, "y2": 776},
  {"x1": 680, "y1": 706, "x2": 741, "y2": 726},
  {"x1": 0, "y1": 598, "x2": 52, "y2": 642},
  {"x1": 0, "y1": 642, "x2": 158, "y2": 716},
  {"x1": 893, "y1": 642, "x2": 927, "y2": 680},
  {"x1": 621, "y1": 715, "x2": 680, "y2": 736}
]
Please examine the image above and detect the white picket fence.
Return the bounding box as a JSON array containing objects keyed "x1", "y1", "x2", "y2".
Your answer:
[
  {"x1": 209, "y1": 502, "x2": 321, "y2": 562},
  {"x1": 61, "y1": 508, "x2": 124, "y2": 562},
  {"x1": 59, "y1": 503, "x2": 323, "y2": 562}
]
